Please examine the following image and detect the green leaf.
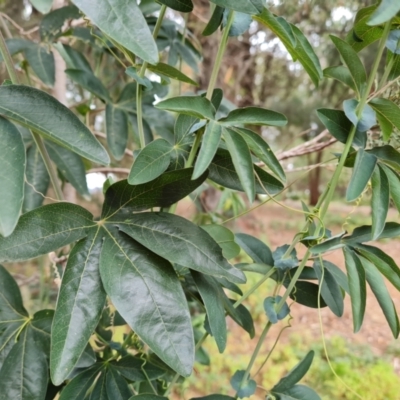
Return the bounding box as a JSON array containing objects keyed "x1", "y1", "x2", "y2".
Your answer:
[
  {"x1": 106, "y1": 368, "x2": 132, "y2": 400},
  {"x1": 343, "y1": 99, "x2": 376, "y2": 131},
  {"x1": 99, "y1": 229, "x2": 194, "y2": 377},
  {"x1": 201, "y1": 225, "x2": 240, "y2": 260},
  {"x1": 66, "y1": 69, "x2": 110, "y2": 102},
  {"x1": 24, "y1": 44, "x2": 55, "y2": 86},
  {"x1": 316, "y1": 109, "x2": 365, "y2": 148},
  {"x1": 223, "y1": 10, "x2": 252, "y2": 37},
  {"x1": 235, "y1": 127, "x2": 285, "y2": 182},
  {"x1": 54, "y1": 43, "x2": 92, "y2": 73},
  {"x1": 203, "y1": 6, "x2": 224, "y2": 36},
  {"x1": 147, "y1": 63, "x2": 197, "y2": 86},
  {"x1": 45, "y1": 141, "x2": 89, "y2": 197},
  {"x1": 344, "y1": 222, "x2": 400, "y2": 244},
  {"x1": 0, "y1": 38, "x2": 32, "y2": 63},
  {"x1": 23, "y1": 144, "x2": 50, "y2": 212},
  {"x1": 320, "y1": 260, "x2": 350, "y2": 294},
  {"x1": 40, "y1": 5, "x2": 80, "y2": 41},
  {"x1": 224, "y1": 299, "x2": 254, "y2": 338},
  {"x1": 105, "y1": 104, "x2": 128, "y2": 161},
  {"x1": 174, "y1": 114, "x2": 198, "y2": 142},
  {"x1": 191, "y1": 396, "x2": 235, "y2": 400},
  {"x1": 31, "y1": 0, "x2": 53, "y2": 13},
  {"x1": 313, "y1": 260, "x2": 344, "y2": 317},
  {"x1": 354, "y1": 244, "x2": 400, "y2": 291},
  {"x1": 0, "y1": 326, "x2": 49, "y2": 400},
  {"x1": 386, "y1": 30, "x2": 400, "y2": 54},
  {"x1": 230, "y1": 370, "x2": 256, "y2": 398},
  {"x1": 128, "y1": 139, "x2": 173, "y2": 185},
  {"x1": 50, "y1": 230, "x2": 106, "y2": 385},
  {"x1": 346, "y1": 149, "x2": 377, "y2": 202},
  {"x1": 0, "y1": 117, "x2": 25, "y2": 237},
  {"x1": 272, "y1": 351, "x2": 315, "y2": 392},
  {"x1": 235, "y1": 233, "x2": 274, "y2": 265},
  {"x1": 119, "y1": 213, "x2": 245, "y2": 284},
  {"x1": 223, "y1": 128, "x2": 255, "y2": 202},
  {"x1": 368, "y1": 0, "x2": 400, "y2": 25},
  {"x1": 0, "y1": 85, "x2": 109, "y2": 165},
  {"x1": 273, "y1": 245, "x2": 298, "y2": 271},
  {"x1": 371, "y1": 165, "x2": 389, "y2": 240},
  {"x1": 89, "y1": 371, "x2": 108, "y2": 400},
  {"x1": 273, "y1": 385, "x2": 321, "y2": 400},
  {"x1": 219, "y1": 107, "x2": 287, "y2": 127},
  {"x1": 110, "y1": 356, "x2": 165, "y2": 382},
  {"x1": 285, "y1": 281, "x2": 327, "y2": 309},
  {"x1": 370, "y1": 98, "x2": 400, "y2": 136},
  {"x1": 192, "y1": 272, "x2": 227, "y2": 352},
  {"x1": 193, "y1": 120, "x2": 222, "y2": 180},
  {"x1": 125, "y1": 67, "x2": 153, "y2": 89},
  {"x1": 368, "y1": 145, "x2": 400, "y2": 170},
  {"x1": 359, "y1": 256, "x2": 400, "y2": 338},
  {"x1": 309, "y1": 232, "x2": 346, "y2": 255},
  {"x1": 102, "y1": 168, "x2": 207, "y2": 219},
  {"x1": 209, "y1": 0, "x2": 264, "y2": 15},
  {"x1": 343, "y1": 247, "x2": 366, "y2": 333},
  {"x1": 128, "y1": 396, "x2": 167, "y2": 400},
  {"x1": 155, "y1": 96, "x2": 216, "y2": 120},
  {"x1": 387, "y1": 51, "x2": 400, "y2": 81},
  {"x1": 264, "y1": 295, "x2": 290, "y2": 324},
  {"x1": 0, "y1": 203, "x2": 94, "y2": 262},
  {"x1": 377, "y1": 111, "x2": 393, "y2": 141},
  {"x1": 71, "y1": 0, "x2": 158, "y2": 64},
  {"x1": 380, "y1": 165, "x2": 400, "y2": 212},
  {"x1": 330, "y1": 35, "x2": 367, "y2": 97},
  {"x1": 323, "y1": 66, "x2": 357, "y2": 92},
  {"x1": 157, "y1": 0, "x2": 193, "y2": 12},
  {"x1": 58, "y1": 364, "x2": 104, "y2": 400}
]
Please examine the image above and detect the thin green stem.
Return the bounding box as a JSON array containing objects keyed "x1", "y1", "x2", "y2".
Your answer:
[
  {"x1": 206, "y1": 10, "x2": 235, "y2": 100},
  {"x1": 0, "y1": 22, "x2": 64, "y2": 200},
  {"x1": 185, "y1": 127, "x2": 204, "y2": 168},
  {"x1": 378, "y1": 55, "x2": 395, "y2": 90},
  {"x1": 136, "y1": 5, "x2": 167, "y2": 149}
]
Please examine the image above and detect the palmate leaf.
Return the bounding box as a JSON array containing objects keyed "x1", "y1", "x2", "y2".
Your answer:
[
  {"x1": 102, "y1": 168, "x2": 208, "y2": 219},
  {"x1": 0, "y1": 85, "x2": 109, "y2": 165},
  {"x1": 0, "y1": 203, "x2": 95, "y2": 262},
  {"x1": 50, "y1": 229, "x2": 106, "y2": 386},
  {"x1": 118, "y1": 213, "x2": 245, "y2": 284},
  {"x1": 0, "y1": 117, "x2": 25, "y2": 237},
  {"x1": 106, "y1": 367, "x2": 133, "y2": 400},
  {"x1": 99, "y1": 228, "x2": 194, "y2": 377},
  {"x1": 71, "y1": 0, "x2": 158, "y2": 65}
]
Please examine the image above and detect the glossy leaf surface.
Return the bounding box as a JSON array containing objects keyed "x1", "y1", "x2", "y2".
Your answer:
[
  {"x1": 219, "y1": 107, "x2": 287, "y2": 127},
  {"x1": 155, "y1": 96, "x2": 216, "y2": 120}
]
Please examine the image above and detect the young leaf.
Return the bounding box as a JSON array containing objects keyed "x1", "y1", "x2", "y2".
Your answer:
[
  {"x1": 101, "y1": 168, "x2": 208, "y2": 219},
  {"x1": 45, "y1": 141, "x2": 90, "y2": 197},
  {"x1": 317, "y1": 108, "x2": 365, "y2": 148},
  {"x1": 99, "y1": 229, "x2": 194, "y2": 377},
  {"x1": 203, "y1": 6, "x2": 224, "y2": 36},
  {"x1": 0, "y1": 85, "x2": 110, "y2": 165},
  {"x1": 50, "y1": 229, "x2": 106, "y2": 386},
  {"x1": 0, "y1": 203, "x2": 94, "y2": 262},
  {"x1": 128, "y1": 139, "x2": 173, "y2": 185},
  {"x1": 235, "y1": 127, "x2": 285, "y2": 182},
  {"x1": 330, "y1": 35, "x2": 367, "y2": 97},
  {"x1": 223, "y1": 128, "x2": 255, "y2": 202},
  {"x1": 106, "y1": 367, "x2": 133, "y2": 400},
  {"x1": 119, "y1": 213, "x2": 246, "y2": 284},
  {"x1": 147, "y1": 63, "x2": 198, "y2": 86},
  {"x1": 0, "y1": 327, "x2": 48, "y2": 400},
  {"x1": 24, "y1": 44, "x2": 55, "y2": 86},
  {"x1": 105, "y1": 104, "x2": 129, "y2": 161},
  {"x1": 209, "y1": 0, "x2": 264, "y2": 15},
  {"x1": 343, "y1": 99, "x2": 376, "y2": 131},
  {"x1": 235, "y1": 233, "x2": 274, "y2": 265},
  {"x1": 23, "y1": 144, "x2": 50, "y2": 212},
  {"x1": 193, "y1": 120, "x2": 222, "y2": 180},
  {"x1": 371, "y1": 165, "x2": 389, "y2": 240},
  {"x1": 346, "y1": 148, "x2": 377, "y2": 202},
  {"x1": 218, "y1": 107, "x2": 287, "y2": 127},
  {"x1": 271, "y1": 351, "x2": 315, "y2": 392},
  {"x1": 230, "y1": 370, "x2": 257, "y2": 398},
  {"x1": 359, "y1": 256, "x2": 400, "y2": 338},
  {"x1": 155, "y1": 96, "x2": 216, "y2": 120},
  {"x1": 313, "y1": 260, "x2": 344, "y2": 317},
  {"x1": 66, "y1": 69, "x2": 110, "y2": 102},
  {"x1": 264, "y1": 296, "x2": 290, "y2": 324},
  {"x1": 343, "y1": 247, "x2": 366, "y2": 333},
  {"x1": 191, "y1": 271, "x2": 227, "y2": 353},
  {"x1": 0, "y1": 117, "x2": 25, "y2": 237},
  {"x1": 323, "y1": 66, "x2": 357, "y2": 92},
  {"x1": 71, "y1": 0, "x2": 159, "y2": 64},
  {"x1": 367, "y1": 0, "x2": 400, "y2": 25}
]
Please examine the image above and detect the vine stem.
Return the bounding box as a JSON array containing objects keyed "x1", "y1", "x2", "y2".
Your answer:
[
  {"x1": 0, "y1": 19, "x2": 64, "y2": 201},
  {"x1": 136, "y1": 5, "x2": 167, "y2": 149},
  {"x1": 185, "y1": 10, "x2": 235, "y2": 168}
]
